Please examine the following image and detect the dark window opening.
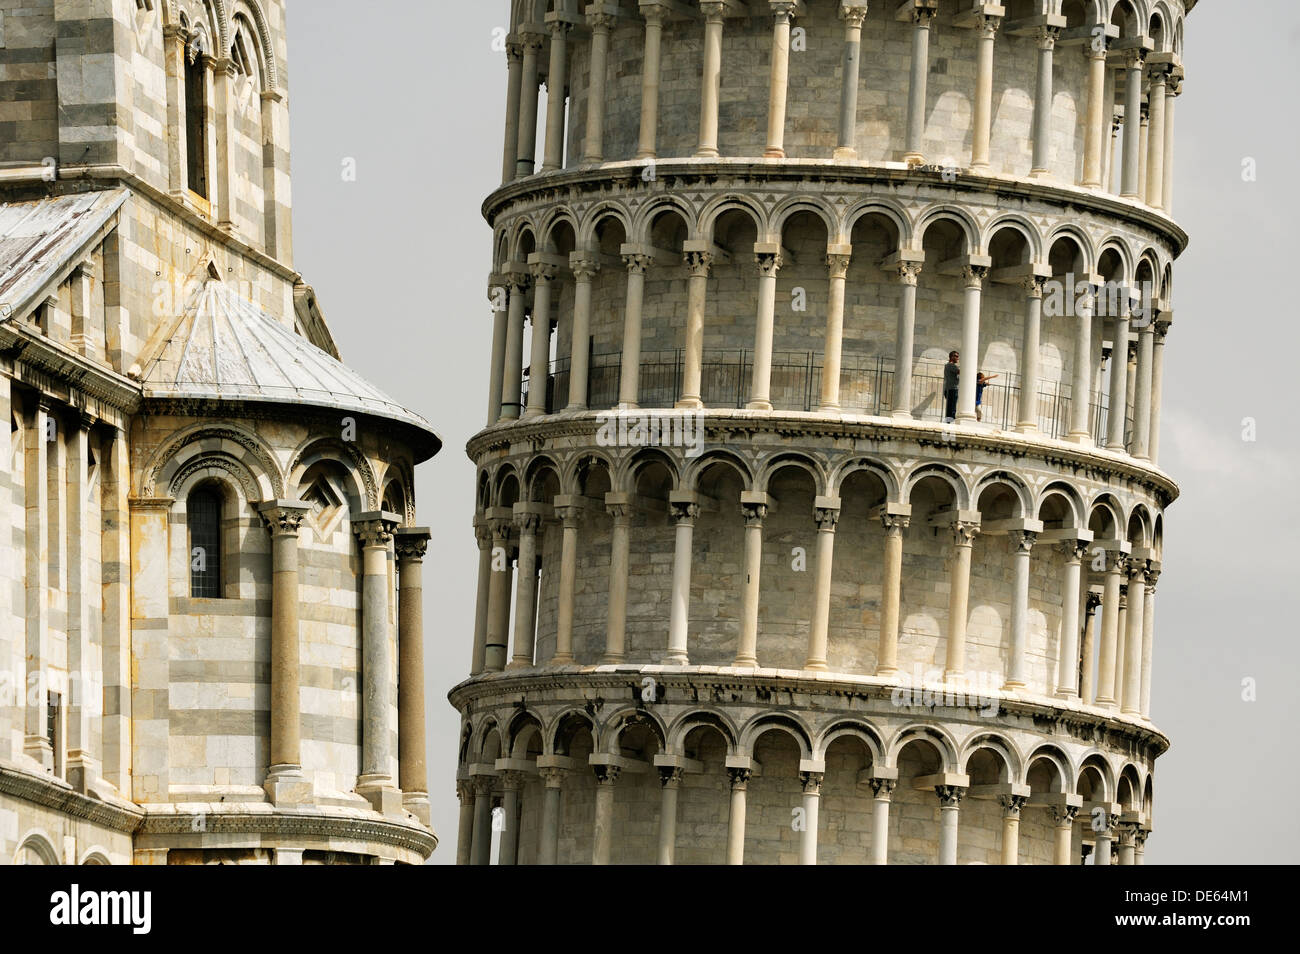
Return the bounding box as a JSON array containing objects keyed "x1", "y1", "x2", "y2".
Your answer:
[
  {"x1": 185, "y1": 45, "x2": 208, "y2": 198},
  {"x1": 189, "y1": 488, "x2": 222, "y2": 598}
]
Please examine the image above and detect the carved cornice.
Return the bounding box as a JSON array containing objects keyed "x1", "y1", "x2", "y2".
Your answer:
[
  {"x1": 136, "y1": 809, "x2": 436, "y2": 856},
  {"x1": 0, "y1": 765, "x2": 143, "y2": 833}
]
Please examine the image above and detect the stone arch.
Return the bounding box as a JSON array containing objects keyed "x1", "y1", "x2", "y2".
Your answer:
[
  {"x1": 972, "y1": 471, "x2": 1033, "y2": 518},
  {"x1": 1148, "y1": 2, "x2": 1173, "y2": 51},
  {"x1": 885, "y1": 723, "x2": 959, "y2": 771},
  {"x1": 379, "y1": 473, "x2": 410, "y2": 525},
  {"x1": 578, "y1": 202, "x2": 633, "y2": 250},
  {"x1": 618, "y1": 447, "x2": 681, "y2": 495},
  {"x1": 492, "y1": 463, "x2": 523, "y2": 509},
  {"x1": 843, "y1": 199, "x2": 912, "y2": 250},
  {"x1": 599, "y1": 707, "x2": 668, "y2": 755},
  {"x1": 1116, "y1": 763, "x2": 1143, "y2": 811},
  {"x1": 1126, "y1": 502, "x2": 1152, "y2": 548},
  {"x1": 1023, "y1": 743, "x2": 1077, "y2": 791},
  {"x1": 144, "y1": 422, "x2": 282, "y2": 500},
  {"x1": 469, "y1": 715, "x2": 502, "y2": 762},
  {"x1": 509, "y1": 220, "x2": 539, "y2": 264},
  {"x1": 738, "y1": 713, "x2": 813, "y2": 760},
  {"x1": 754, "y1": 451, "x2": 828, "y2": 497},
  {"x1": 813, "y1": 720, "x2": 884, "y2": 763},
  {"x1": 78, "y1": 848, "x2": 113, "y2": 865},
  {"x1": 169, "y1": 0, "x2": 227, "y2": 53},
  {"x1": 506, "y1": 710, "x2": 546, "y2": 759},
  {"x1": 958, "y1": 732, "x2": 1022, "y2": 781},
  {"x1": 539, "y1": 207, "x2": 581, "y2": 253},
  {"x1": 901, "y1": 463, "x2": 970, "y2": 510},
  {"x1": 1035, "y1": 481, "x2": 1086, "y2": 527},
  {"x1": 571, "y1": 452, "x2": 617, "y2": 498},
  {"x1": 549, "y1": 708, "x2": 598, "y2": 756},
  {"x1": 770, "y1": 196, "x2": 837, "y2": 243},
  {"x1": 682, "y1": 449, "x2": 754, "y2": 493},
  {"x1": 1087, "y1": 492, "x2": 1124, "y2": 537},
  {"x1": 228, "y1": 0, "x2": 278, "y2": 90},
  {"x1": 828, "y1": 457, "x2": 901, "y2": 502},
  {"x1": 698, "y1": 194, "x2": 769, "y2": 244},
  {"x1": 1076, "y1": 750, "x2": 1117, "y2": 801},
  {"x1": 14, "y1": 830, "x2": 60, "y2": 865},
  {"x1": 983, "y1": 214, "x2": 1044, "y2": 264},
  {"x1": 913, "y1": 205, "x2": 981, "y2": 254},
  {"x1": 523, "y1": 454, "x2": 564, "y2": 501},
  {"x1": 1045, "y1": 224, "x2": 1097, "y2": 275},
  {"x1": 167, "y1": 451, "x2": 259, "y2": 506},
  {"x1": 631, "y1": 195, "x2": 697, "y2": 245},
  {"x1": 666, "y1": 708, "x2": 738, "y2": 756},
  {"x1": 287, "y1": 437, "x2": 376, "y2": 511}
]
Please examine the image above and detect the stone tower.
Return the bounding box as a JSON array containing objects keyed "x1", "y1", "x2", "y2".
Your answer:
[
  {"x1": 452, "y1": 0, "x2": 1189, "y2": 865},
  {"x1": 1, "y1": 1, "x2": 439, "y2": 864}
]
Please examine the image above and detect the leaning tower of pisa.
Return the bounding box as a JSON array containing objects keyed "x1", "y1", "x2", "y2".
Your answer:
[{"x1": 451, "y1": 0, "x2": 1189, "y2": 865}]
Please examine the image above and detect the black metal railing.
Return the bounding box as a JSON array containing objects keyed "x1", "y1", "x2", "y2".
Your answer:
[{"x1": 522, "y1": 350, "x2": 1132, "y2": 444}]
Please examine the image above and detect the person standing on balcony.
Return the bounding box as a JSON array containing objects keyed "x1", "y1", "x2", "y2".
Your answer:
[
  {"x1": 975, "y1": 371, "x2": 998, "y2": 422},
  {"x1": 943, "y1": 351, "x2": 960, "y2": 421}
]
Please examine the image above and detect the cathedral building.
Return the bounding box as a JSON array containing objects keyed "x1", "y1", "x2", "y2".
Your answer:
[
  {"x1": 452, "y1": 0, "x2": 1189, "y2": 865},
  {"x1": 1, "y1": 0, "x2": 439, "y2": 864}
]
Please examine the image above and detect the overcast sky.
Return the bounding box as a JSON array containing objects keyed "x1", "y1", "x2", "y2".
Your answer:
[{"x1": 286, "y1": 0, "x2": 1300, "y2": 864}]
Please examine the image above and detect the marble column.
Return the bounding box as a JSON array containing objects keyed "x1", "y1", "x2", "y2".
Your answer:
[
  {"x1": 1132, "y1": 317, "x2": 1155, "y2": 460},
  {"x1": 515, "y1": 32, "x2": 545, "y2": 178},
  {"x1": 1137, "y1": 102, "x2": 1150, "y2": 204},
  {"x1": 1000, "y1": 794, "x2": 1027, "y2": 865},
  {"x1": 696, "y1": 2, "x2": 727, "y2": 157},
  {"x1": 806, "y1": 501, "x2": 840, "y2": 671},
  {"x1": 471, "y1": 520, "x2": 492, "y2": 674},
  {"x1": 509, "y1": 510, "x2": 542, "y2": 668},
  {"x1": 1135, "y1": 828, "x2": 1149, "y2": 865},
  {"x1": 799, "y1": 771, "x2": 823, "y2": 865},
  {"x1": 604, "y1": 494, "x2": 631, "y2": 663},
  {"x1": 970, "y1": 14, "x2": 1002, "y2": 172},
  {"x1": 1081, "y1": 591, "x2": 1101, "y2": 703},
  {"x1": 1149, "y1": 317, "x2": 1170, "y2": 465},
  {"x1": 455, "y1": 779, "x2": 475, "y2": 865},
  {"x1": 666, "y1": 495, "x2": 699, "y2": 664},
  {"x1": 538, "y1": 767, "x2": 565, "y2": 864},
  {"x1": 1056, "y1": 540, "x2": 1088, "y2": 699},
  {"x1": 820, "y1": 251, "x2": 852, "y2": 412},
  {"x1": 678, "y1": 248, "x2": 713, "y2": 408},
  {"x1": 636, "y1": 3, "x2": 668, "y2": 160},
  {"x1": 583, "y1": 10, "x2": 616, "y2": 164},
  {"x1": 64, "y1": 417, "x2": 95, "y2": 791},
  {"x1": 500, "y1": 271, "x2": 530, "y2": 422},
  {"x1": 891, "y1": 261, "x2": 922, "y2": 418},
  {"x1": 1030, "y1": 26, "x2": 1061, "y2": 177},
  {"x1": 1067, "y1": 284, "x2": 1095, "y2": 443},
  {"x1": 1096, "y1": 552, "x2": 1126, "y2": 707},
  {"x1": 657, "y1": 766, "x2": 683, "y2": 865},
  {"x1": 470, "y1": 775, "x2": 494, "y2": 866},
  {"x1": 551, "y1": 496, "x2": 584, "y2": 664},
  {"x1": 258, "y1": 501, "x2": 311, "y2": 802},
  {"x1": 726, "y1": 767, "x2": 751, "y2": 865},
  {"x1": 502, "y1": 41, "x2": 524, "y2": 182},
  {"x1": 525, "y1": 261, "x2": 558, "y2": 418},
  {"x1": 944, "y1": 520, "x2": 981, "y2": 680},
  {"x1": 903, "y1": 8, "x2": 937, "y2": 163},
  {"x1": 870, "y1": 779, "x2": 895, "y2": 865},
  {"x1": 1162, "y1": 76, "x2": 1181, "y2": 213},
  {"x1": 736, "y1": 495, "x2": 768, "y2": 667},
  {"x1": 354, "y1": 512, "x2": 400, "y2": 812},
  {"x1": 498, "y1": 771, "x2": 525, "y2": 865},
  {"x1": 834, "y1": 6, "x2": 868, "y2": 159},
  {"x1": 1081, "y1": 44, "x2": 1109, "y2": 187},
  {"x1": 1122, "y1": 561, "x2": 1146, "y2": 715},
  {"x1": 1094, "y1": 812, "x2": 1116, "y2": 865},
  {"x1": 936, "y1": 785, "x2": 964, "y2": 865},
  {"x1": 484, "y1": 514, "x2": 514, "y2": 672},
  {"x1": 1016, "y1": 276, "x2": 1047, "y2": 432},
  {"x1": 1119, "y1": 50, "x2": 1146, "y2": 198},
  {"x1": 956, "y1": 265, "x2": 988, "y2": 422},
  {"x1": 23, "y1": 401, "x2": 51, "y2": 770},
  {"x1": 763, "y1": 2, "x2": 797, "y2": 158},
  {"x1": 618, "y1": 251, "x2": 652, "y2": 409},
  {"x1": 747, "y1": 247, "x2": 783, "y2": 410},
  {"x1": 1117, "y1": 824, "x2": 1136, "y2": 865},
  {"x1": 1004, "y1": 530, "x2": 1037, "y2": 689},
  {"x1": 876, "y1": 512, "x2": 910, "y2": 676},
  {"x1": 1144, "y1": 66, "x2": 1168, "y2": 209},
  {"x1": 1140, "y1": 566, "x2": 1160, "y2": 717},
  {"x1": 486, "y1": 286, "x2": 510, "y2": 424},
  {"x1": 1106, "y1": 304, "x2": 1131, "y2": 451},
  {"x1": 592, "y1": 764, "x2": 620, "y2": 865},
  {"x1": 541, "y1": 20, "x2": 571, "y2": 173},
  {"x1": 567, "y1": 255, "x2": 600, "y2": 410},
  {"x1": 396, "y1": 526, "x2": 430, "y2": 824},
  {"x1": 1052, "y1": 805, "x2": 1077, "y2": 865}
]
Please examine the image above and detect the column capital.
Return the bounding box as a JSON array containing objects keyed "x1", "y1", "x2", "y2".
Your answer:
[
  {"x1": 699, "y1": 1, "x2": 730, "y2": 23},
  {"x1": 740, "y1": 491, "x2": 770, "y2": 527},
  {"x1": 869, "y1": 777, "x2": 896, "y2": 799},
  {"x1": 895, "y1": 261, "x2": 923, "y2": 286},
  {"x1": 727, "y1": 767, "x2": 752, "y2": 790},
  {"x1": 394, "y1": 527, "x2": 432, "y2": 562},
  {"x1": 658, "y1": 765, "x2": 684, "y2": 788},
  {"x1": 1085, "y1": 590, "x2": 1103, "y2": 613},
  {"x1": 592, "y1": 763, "x2": 621, "y2": 785},
  {"x1": 552, "y1": 494, "x2": 586, "y2": 528},
  {"x1": 935, "y1": 784, "x2": 966, "y2": 807},
  {"x1": 976, "y1": 12, "x2": 1003, "y2": 38},
  {"x1": 456, "y1": 777, "x2": 475, "y2": 802},
  {"x1": 839, "y1": 4, "x2": 868, "y2": 29},
  {"x1": 800, "y1": 771, "x2": 824, "y2": 795},
  {"x1": 826, "y1": 252, "x2": 852, "y2": 279},
  {"x1": 539, "y1": 765, "x2": 567, "y2": 788},
  {"x1": 1021, "y1": 274, "x2": 1049, "y2": 298},
  {"x1": 669, "y1": 491, "x2": 701, "y2": 525},
  {"x1": 353, "y1": 511, "x2": 401, "y2": 548},
  {"x1": 569, "y1": 252, "x2": 601, "y2": 281},
  {"x1": 1059, "y1": 538, "x2": 1090, "y2": 562},
  {"x1": 754, "y1": 246, "x2": 784, "y2": 276},
  {"x1": 1033, "y1": 23, "x2": 1061, "y2": 50},
  {"x1": 639, "y1": 1, "x2": 670, "y2": 26},
  {"x1": 622, "y1": 251, "x2": 653, "y2": 274},
  {"x1": 587, "y1": 8, "x2": 619, "y2": 32},
  {"x1": 684, "y1": 249, "x2": 715, "y2": 277},
  {"x1": 1144, "y1": 563, "x2": 1162, "y2": 591},
  {"x1": 1012, "y1": 529, "x2": 1038, "y2": 553},
  {"x1": 1051, "y1": 804, "x2": 1079, "y2": 827},
  {"x1": 950, "y1": 519, "x2": 981, "y2": 547},
  {"x1": 999, "y1": 793, "x2": 1028, "y2": 816},
  {"x1": 257, "y1": 500, "x2": 311, "y2": 536},
  {"x1": 815, "y1": 501, "x2": 841, "y2": 530},
  {"x1": 528, "y1": 259, "x2": 559, "y2": 284},
  {"x1": 961, "y1": 263, "x2": 989, "y2": 288}
]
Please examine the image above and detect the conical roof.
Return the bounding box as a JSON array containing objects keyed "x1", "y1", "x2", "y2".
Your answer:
[{"x1": 138, "y1": 279, "x2": 441, "y2": 458}]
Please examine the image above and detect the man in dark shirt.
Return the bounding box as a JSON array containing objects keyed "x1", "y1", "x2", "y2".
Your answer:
[{"x1": 943, "y1": 350, "x2": 959, "y2": 421}]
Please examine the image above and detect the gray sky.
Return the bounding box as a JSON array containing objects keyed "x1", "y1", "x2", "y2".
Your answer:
[{"x1": 287, "y1": 0, "x2": 1300, "y2": 864}]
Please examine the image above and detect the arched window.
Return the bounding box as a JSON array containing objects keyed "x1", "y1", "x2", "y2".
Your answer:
[
  {"x1": 184, "y1": 32, "x2": 209, "y2": 198},
  {"x1": 188, "y1": 487, "x2": 223, "y2": 598}
]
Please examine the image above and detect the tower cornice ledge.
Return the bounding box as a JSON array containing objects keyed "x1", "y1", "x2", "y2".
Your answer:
[
  {"x1": 466, "y1": 410, "x2": 1180, "y2": 508},
  {"x1": 483, "y1": 159, "x2": 1190, "y2": 255}
]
